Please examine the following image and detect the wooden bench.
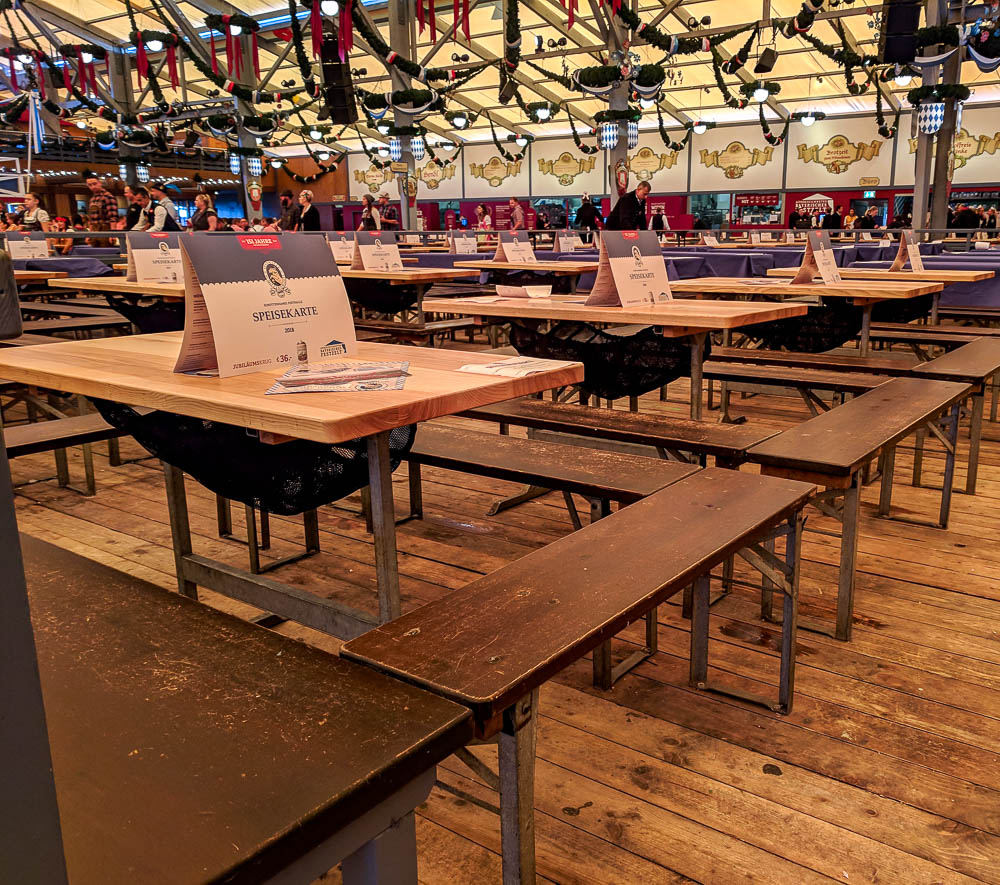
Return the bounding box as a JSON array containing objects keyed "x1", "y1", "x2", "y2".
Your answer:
[
  {"x1": 708, "y1": 345, "x2": 918, "y2": 376},
  {"x1": 937, "y1": 305, "x2": 1000, "y2": 326},
  {"x1": 18, "y1": 535, "x2": 472, "y2": 884},
  {"x1": 702, "y1": 361, "x2": 890, "y2": 420},
  {"x1": 343, "y1": 469, "x2": 814, "y2": 884},
  {"x1": 402, "y1": 424, "x2": 700, "y2": 527},
  {"x1": 19, "y1": 301, "x2": 125, "y2": 319},
  {"x1": 459, "y1": 396, "x2": 778, "y2": 469},
  {"x1": 0, "y1": 333, "x2": 60, "y2": 347},
  {"x1": 354, "y1": 316, "x2": 476, "y2": 346},
  {"x1": 21, "y1": 315, "x2": 132, "y2": 338},
  {"x1": 4, "y1": 411, "x2": 131, "y2": 496},
  {"x1": 909, "y1": 338, "x2": 1000, "y2": 494},
  {"x1": 746, "y1": 377, "x2": 972, "y2": 641}
]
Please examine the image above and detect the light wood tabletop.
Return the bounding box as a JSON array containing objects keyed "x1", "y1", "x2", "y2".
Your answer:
[
  {"x1": 421, "y1": 295, "x2": 808, "y2": 337},
  {"x1": 766, "y1": 267, "x2": 993, "y2": 283},
  {"x1": 669, "y1": 276, "x2": 943, "y2": 303},
  {"x1": 49, "y1": 270, "x2": 475, "y2": 302},
  {"x1": 454, "y1": 260, "x2": 598, "y2": 274},
  {"x1": 0, "y1": 332, "x2": 583, "y2": 445},
  {"x1": 14, "y1": 270, "x2": 69, "y2": 282}
]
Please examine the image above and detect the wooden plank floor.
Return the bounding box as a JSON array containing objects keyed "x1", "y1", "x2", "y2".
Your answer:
[{"x1": 7, "y1": 356, "x2": 1000, "y2": 884}]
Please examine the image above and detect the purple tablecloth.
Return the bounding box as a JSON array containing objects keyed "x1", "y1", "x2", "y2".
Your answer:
[
  {"x1": 70, "y1": 246, "x2": 123, "y2": 256},
  {"x1": 850, "y1": 258, "x2": 1000, "y2": 306},
  {"x1": 13, "y1": 257, "x2": 114, "y2": 277}
]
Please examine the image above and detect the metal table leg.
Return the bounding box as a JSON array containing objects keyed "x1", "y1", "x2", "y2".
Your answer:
[
  {"x1": 835, "y1": 473, "x2": 862, "y2": 642},
  {"x1": 367, "y1": 431, "x2": 402, "y2": 623},
  {"x1": 162, "y1": 461, "x2": 199, "y2": 600},
  {"x1": 930, "y1": 292, "x2": 940, "y2": 325},
  {"x1": 688, "y1": 332, "x2": 708, "y2": 420},
  {"x1": 0, "y1": 438, "x2": 69, "y2": 883},
  {"x1": 966, "y1": 392, "x2": 985, "y2": 495},
  {"x1": 858, "y1": 304, "x2": 872, "y2": 357},
  {"x1": 498, "y1": 690, "x2": 539, "y2": 885}
]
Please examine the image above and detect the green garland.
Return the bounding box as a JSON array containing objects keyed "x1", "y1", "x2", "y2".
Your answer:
[
  {"x1": 286, "y1": 0, "x2": 317, "y2": 84},
  {"x1": 594, "y1": 107, "x2": 641, "y2": 124},
  {"x1": 739, "y1": 80, "x2": 780, "y2": 100},
  {"x1": 633, "y1": 64, "x2": 666, "y2": 90},
  {"x1": 566, "y1": 110, "x2": 599, "y2": 155},
  {"x1": 361, "y1": 88, "x2": 441, "y2": 112},
  {"x1": 204, "y1": 13, "x2": 261, "y2": 33},
  {"x1": 710, "y1": 51, "x2": 748, "y2": 109},
  {"x1": 57, "y1": 43, "x2": 108, "y2": 60},
  {"x1": 655, "y1": 106, "x2": 701, "y2": 152},
  {"x1": 513, "y1": 91, "x2": 560, "y2": 122},
  {"x1": 906, "y1": 84, "x2": 971, "y2": 106},
  {"x1": 720, "y1": 28, "x2": 758, "y2": 74},
  {"x1": 873, "y1": 83, "x2": 899, "y2": 139},
  {"x1": 575, "y1": 65, "x2": 623, "y2": 89},
  {"x1": 758, "y1": 106, "x2": 790, "y2": 146},
  {"x1": 916, "y1": 25, "x2": 960, "y2": 50},
  {"x1": 356, "y1": 129, "x2": 394, "y2": 170},
  {"x1": 504, "y1": 0, "x2": 521, "y2": 71},
  {"x1": 523, "y1": 58, "x2": 577, "y2": 91},
  {"x1": 486, "y1": 114, "x2": 531, "y2": 162}
]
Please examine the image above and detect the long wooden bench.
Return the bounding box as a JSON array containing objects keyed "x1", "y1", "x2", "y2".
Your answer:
[
  {"x1": 21, "y1": 315, "x2": 132, "y2": 337},
  {"x1": 702, "y1": 361, "x2": 890, "y2": 420},
  {"x1": 0, "y1": 333, "x2": 60, "y2": 347},
  {"x1": 709, "y1": 345, "x2": 919, "y2": 376},
  {"x1": 18, "y1": 535, "x2": 472, "y2": 884},
  {"x1": 402, "y1": 424, "x2": 700, "y2": 527},
  {"x1": 19, "y1": 301, "x2": 126, "y2": 319},
  {"x1": 746, "y1": 377, "x2": 972, "y2": 641},
  {"x1": 4, "y1": 411, "x2": 131, "y2": 496},
  {"x1": 343, "y1": 469, "x2": 814, "y2": 884},
  {"x1": 459, "y1": 397, "x2": 778, "y2": 468},
  {"x1": 909, "y1": 337, "x2": 1000, "y2": 494},
  {"x1": 937, "y1": 305, "x2": 1000, "y2": 326}
]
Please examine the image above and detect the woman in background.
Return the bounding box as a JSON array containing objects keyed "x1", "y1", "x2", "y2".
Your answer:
[
  {"x1": 188, "y1": 193, "x2": 218, "y2": 232},
  {"x1": 298, "y1": 190, "x2": 321, "y2": 231},
  {"x1": 14, "y1": 193, "x2": 51, "y2": 231},
  {"x1": 48, "y1": 216, "x2": 74, "y2": 254},
  {"x1": 358, "y1": 194, "x2": 381, "y2": 231},
  {"x1": 475, "y1": 203, "x2": 492, "y2": 230}
]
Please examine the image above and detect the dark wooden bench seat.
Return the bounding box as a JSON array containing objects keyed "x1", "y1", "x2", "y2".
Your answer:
[
  {"x1": 709, "y1": 345, "x2": 918, "y2": 376},
  {"x1": 19, "y1": 301, "x2": 125, "y2": 319},
  {"x1": 403, "y1": 424, "x2": 700, "y2": 527},
  {"x1": 909, "y1": 338, "x2": 1000, "y2": 493},
  {"x1": 459, "y1": 397, "x2": 778, "y2": 468},
  {"x1": 344, "y1": 468, "x2": 813, "y2": 884},
  {"x1": 865, "y1": 326, "x2": 983, "y2": 352},
  {"x1": 4, "y1": 410, "x2": 137, "y2": 496},
  {"x1": 747, "y1": 377, "x2": 972, "y2": 641},
  {"x1": 702, "y1": 360, "x2": 890, "y2": 420},
  {"x1": 0, "y1": 333, "x2": 59, "y2": 347},
  {"x1": 937, "y1": 305, "x2": 1000, "y2": 326},
  {"x1": 871, "y1": 321, "x2": 1000, "y2": 338},
  {"x1": 19, "y1": 535, "x2": 472, "y2": 884},
  {"x1": 21, "y1": 315, "x2": 132, "y2": 337}
]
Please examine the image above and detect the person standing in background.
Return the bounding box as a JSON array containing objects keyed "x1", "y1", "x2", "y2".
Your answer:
[
  {"x1": 122, "y1": 186, "x2": 143, "y2": 231},
  {"x1": 13, "y1": 192, "x2": 50, "y2": 231},
  {"x1": 822, "y1": 205, "x2": 844, "y2": 230},
  {"x1": 277, "y1": 190, "x2": 301, "y2": 231},
  {"x1": 574, "y1": 194, "x2": 601, "y2": 243},
  {"x1": 508, "y1": 197, "x2": 526, "y2": 231},
  {"x1": 297, "y1": 190, "x2": 321, "y2": 231},
  {"x1": 358, "y1": 194, "x2": 382, "y2": 231},
  {"x1": 188, "y1": 193, "x2": 218, "y2": 231},
  {"x1": 475, "y1": 203, "x2": 492, "y2": 230},
  {"x1": 377, "y1": 192, "x2": 400, "y2": 231},
  {"x1": 48, "y1": 216, "x2": 74, "y2": 254},
  {"x1": 148, "y1": 183, "x2": 179, "y2": 224},
  {"x1": 85, "y1": 174, "x2": 117, "y2": 245},
  {"x1": 604, "y1": 181, "x2": 650, "y2": 230},
  {"x1": 130, "y1": 187, "x2": 181, "y2": 232}
]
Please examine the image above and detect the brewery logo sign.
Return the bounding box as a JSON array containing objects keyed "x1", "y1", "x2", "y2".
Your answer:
[
  {"x1": 796, "y1": 135, "x2": 883, "y2": 174},
  {"x1": 699, "y1": 142, "x2": 775, "y2": 179},
  {"x1": 536, "y1": 151, "x2": 596, "y2": 186},
  {"x1": 468, "y1": 156, "x2": 522, "y2": 187},
  {"x1": 627, "y1": 145, "x2": 681, "y2": 181}
]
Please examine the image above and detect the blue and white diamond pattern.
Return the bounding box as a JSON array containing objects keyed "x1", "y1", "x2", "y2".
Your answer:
[{"x1": 918, "y1": 101, "x2": 946, "y2": 135}]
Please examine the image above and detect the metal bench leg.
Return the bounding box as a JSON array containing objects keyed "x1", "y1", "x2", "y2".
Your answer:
[
  {"x1": 912, "y1": 426, "x2": 926, "y2": 487},
  {"x1": 628, "y1": 395, "x2": 639, "y2": 412},
  {"x1": 341, "y1": 811, "x2": 419, "y2": 885},
  {"x1": 877, "y1": 445, "x2": 896, "y2": 517},
  {"x1": 407, "y1": 463, "x2": 424, "y2": 519},
  {"x1": 216, "y1": 495, "x2": 234, "y2": 539},
  {"x1": 81, "y1": 442, "x2": 96, "y2": 496},
  {"x1": 990, "y1": 371, "x2": 999, "y2": 423},
  {"x1": 966, "y1": 392, "x2": 984, "y2": 495},
  {"x1": 107, "y1": 437, "x2": 121, "y2": 467},
  {"x1": 53, "y1": 447, "x2": 70, "y2": 489},
  {"x1": 498, "y1": 690, "x2": 538, "y2": 885},
  {"x1": 760, "y1": 535, "x2": 777, "y2": 622},
  {"x1": 836, "y1": 474, "x2": 862, "y2": 642},
  {"x1": 360, "y1": 486, "x2": 374, "y2": 533},
  {"x1": 593, "y1": 606, "x2": 658, "y2": 690},
  {"x1": 487, "y1": 484, "x2": 551, "y2": 516},
  {"x1": 939, "y1": 404, "x2": 961, "y2": 528},
  {"x1": 688, "y1": 574, "x2": 711, "y2": 690},
  {"x1": 777, "y1": 515, "x2": 804, "y2": 714},
  {"x1": 246, "y1": 505, "x2": 263, "y2": 574},
  {"x1": 161, "y1": 462, "x2": 198, "y2": 599}
]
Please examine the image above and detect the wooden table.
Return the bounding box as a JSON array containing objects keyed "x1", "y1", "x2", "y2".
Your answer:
[
  {"x1": 0, "y1": 333, "x2": 582, "y2": 637},
  {"x1": 765, "y1": 265, "x2": 993, "y2": 317},
  {"x1": 14, "y1": 270, "x2": 68, "y2": 283},
  {"x1": 669, "y1": 276, "x2": 944, "y2": 356},
  {"x1": 422, "y1": 295, "x2": 807, "y2": 419}
]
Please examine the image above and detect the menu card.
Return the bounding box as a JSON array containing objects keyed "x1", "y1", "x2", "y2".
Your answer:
[
  {"x1": 350, "y1": 231, "x2": 404, "y2": 271},
  {"x1": 327, "y1": 231, "x2": 355, "y2": 263},
  {"x1": 586, "y1": 230, "x2": 672, "y2": 307},
  {"x1": 458, "y1": 356, "x2": 575, "y2": 378},
  {"x1": 449, "y1": 231, "x2": 478, "y2": 254},
  {"x1": 790, "y1": 231, "x2": 842, "y2": 285},
  {"x1": 750, "y1": 231, "x2": 762, "y2": 245},
  {"x1": 860, "y1": 231, "x2": 873, "y2": 241},
  {"x1": 495, "y1": 284, "x2": 552, "y2": 299},
  {"x1": 493, "y1": 230, "x2": 537, "y2": 264},
  {"x1": 125, "y1": 231, "x2": 182, "y2": 283},
  {"x1": 5, "y1": 232, "x2": 49, "y2": 259},
  {"x1": 888, "y1": 230, "x2": 925, "y2": 273},
  {"x1": 761, "y1": 231, "x2": 774, "y2": 241},
  {"x1": 173, "y1": 233, "x2": 357, "y2": 378},
  {"x1": 702, "y1": 234, "x2": 720, "y2": 247},
  {"x1": 554, "y1": 230, "x2": 584, "y2": 252}
]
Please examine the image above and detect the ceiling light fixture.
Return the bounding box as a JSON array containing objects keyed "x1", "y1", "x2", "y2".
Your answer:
[
  {"x1": 320, "y1": 0, "x2": 339, "y2": 14},
  {"x1": 693, "y1": 121, "x2": 708, "y2": 135},
  {"x1": 145, "y1": 38, "x2": 164, "y2": 52},
  {"x1": 753, "y1": 86, "x2": 770, "y2": 103}
]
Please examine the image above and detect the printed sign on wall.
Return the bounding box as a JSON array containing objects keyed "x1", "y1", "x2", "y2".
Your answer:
[
  {"x1": 626, "y1": 131, "x2": 688, "y2": 193},
  {"x1": 174, "y1": 234, "x2": 357, "y2": 377},
  {"x1": 463, "y1": 142, "x2": 530, "y2": 197},
  {"x1": 786, "y1": 116, "x2": 893, "y2": 188},
  {"x1": 690, "y1": 124, "x2": 779, "y2": 190},
  {"x1": 533, "y1": 137, "x2": 604, "y2": 196}
]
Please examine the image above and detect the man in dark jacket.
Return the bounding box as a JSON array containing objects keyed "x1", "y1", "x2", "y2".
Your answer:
[
  {"x1": 952, "y1": 203, "x2": 980, "y2": 229},
  {"x1": 605, "y1": 181, "x2": 650, "y2": 230},
  {"x1": 821, "y1": 205, "x2": 844, "y2": 229}
]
